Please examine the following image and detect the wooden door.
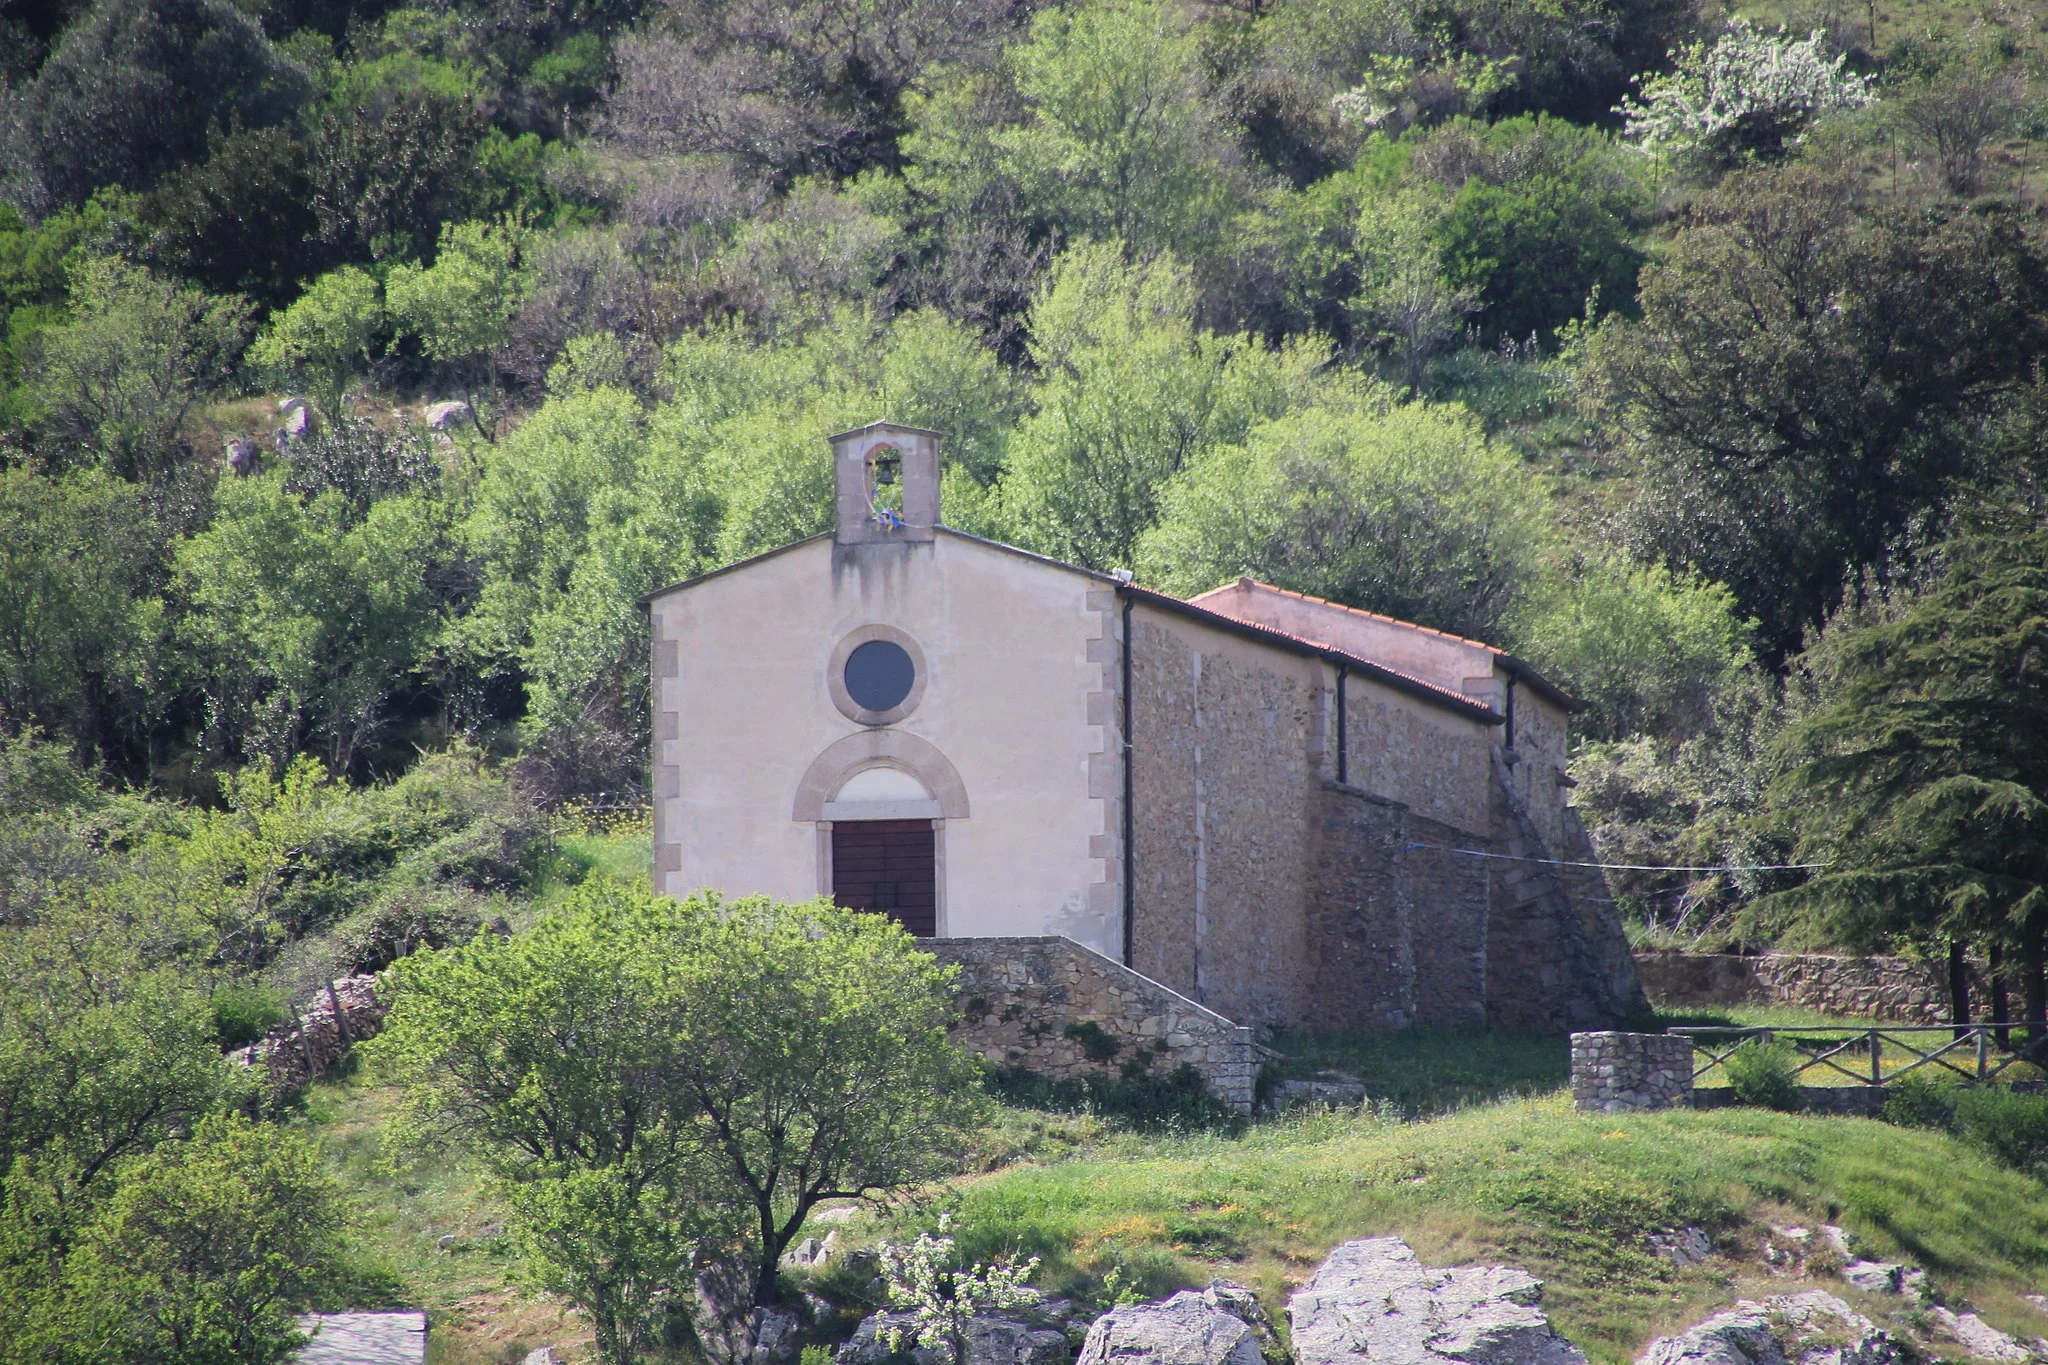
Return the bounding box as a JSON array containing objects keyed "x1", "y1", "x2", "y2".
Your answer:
[{"x1": 831, "y1": 819, "x2": 936, "y2": 936}]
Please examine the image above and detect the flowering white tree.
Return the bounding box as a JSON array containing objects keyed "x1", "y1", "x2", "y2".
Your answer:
[
  {"x1": 1619, "y1": 21, "x2": 1872, "y2": 172},
  {"x1": 876, "y1": 1215, "x2": 1042, "y2": 1365}
]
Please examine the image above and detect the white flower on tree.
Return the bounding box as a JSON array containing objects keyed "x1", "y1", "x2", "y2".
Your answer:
[
  {"x1": 1619, "y1": 21, "x2": 1872, "y2": 171},
  {"x1": 876, "y1": 1214, "x2": 1043, "y2": 1365}
]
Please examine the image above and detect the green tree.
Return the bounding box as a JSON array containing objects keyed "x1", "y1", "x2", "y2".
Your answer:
[
  {"x1": 305, "y1": 54, "x2": 485, "y2": 264},
  {"x1": 387, "y1": 219, "x2": 527, "y2": 439},
  {"x1": 1136, "y1": 397, "x2": 1546, "y2": 641},
  {"x1": 247, "y1": 267, "x2": 384, "y2": 420},
  {"x1": 174, "y1": 472, "x2": 442, "y2": 774},
  {"x1": 52, "y1": 1114, "x2": 345, "y2": 1365},
  {"x1": 993, "y1": 0, "x2": 1237, "y2": 260},
  {"x1": 1763, "y1": 524, "x2": 2048, "y2": 1036},
  {"x1": 0, "y1": 0, "x2": 311, "y2": 214},
  {"x1": 0, "y1": 467, "x2": 163, "y2": 755},
  {"x1": 1435, "y1": 173, "x2": 1644, "y2": 341},
  {"x1": 371, "y1": 883, "x2": 983, "y2": 1363},
  {"x1": 1001, "y1": 243, "x2": 1325, "y2": 571},
  {"x1": 1347, "y1": 189, "x2": 1476, "y2": 387},
  {"x1": 138, "y1": 123, "x2": 321, "y2": 311},
  {"x1": 1507, "y1": 553, "x2": 1753, "y2": 742},
  {"x1": 1589, "y1": 165, "x2": 2048, "y2": 653},
  {"x1": 26, "y1": 256, "x2": 249, "y2": 479},
  {"x1": 0, "y1": 921, "x2": 227, "y2": 1336}
]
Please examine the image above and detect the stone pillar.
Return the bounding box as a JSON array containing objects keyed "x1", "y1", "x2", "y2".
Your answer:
[{"x1": 1570, "y1": 1031, "x2": 1694, "y2": 1113}]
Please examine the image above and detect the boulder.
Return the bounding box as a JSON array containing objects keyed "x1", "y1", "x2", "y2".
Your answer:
[
  {"x1": 1839, "y1": 1261, "x2": 1925, "y2": 1299},
  {"x1": 225, "y1": 436, "x2": 261, "y2": 476},
  {"x1": 840, "y1": 1310, "x2": 1071, "y2": 1365},
  {"x1": 1289, "y1": 1238, "x2": 1585, "y2": 1365},
  {"x1": 1927, "y1": 1307, "x2": 2045, "y2": 1365},
  {"x1": 425, "y1": 400, "x2": 471, "y2": 430},
  {"x1": 1636, "y1": 1291, "x2": 1902, "y2": 1365},
  {"x1": 1647, "y1": 1228, "x2": 1713, "y2": 1269},
  {"x1": 695, "y1": 1259, "x2": 806, "y2": 1365},
  {"x1": 1078, "y1": 1283, "x2": 1284, "y2": 1365},
  {"x1": 521, "y1": 1350, "x2": 560, "y2": 1365}
]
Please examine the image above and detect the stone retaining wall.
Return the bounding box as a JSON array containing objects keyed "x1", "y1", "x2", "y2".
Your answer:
[
  {"x1": 1691, "y1": 1086, "x2": 1889, "y2": 1116},
  {"x1": 1634, "y1": 951, "x2": 1984, "y2": 1024},
  {"x1": 925, "y1": 937, "x2": 1258, "y2": 1113},
  {"x1": 1570, "y1": 1030, "x2": 1694, "y2": 1112},
  {"x1": 231, "y1": 974, "x2": 386, "y2": 1097}
]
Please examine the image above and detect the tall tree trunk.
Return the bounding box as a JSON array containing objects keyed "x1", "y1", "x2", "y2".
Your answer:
[
  {"x1": 1989, "y1": 942, "x2": 2012, "y2": 1048},
  {"x1": 1947, "y1": 939, "x2": 1972, "y2": 1040},
  {"x1": 2026, "y1": 927, "x2": 2047, "y2": 1047}
]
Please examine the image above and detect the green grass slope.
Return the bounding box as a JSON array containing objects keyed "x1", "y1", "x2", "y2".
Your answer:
[
  {"x1": 303, "y1": 1008, "x2": 2048, "y2": 1365},
  {"x1": 947, "y1": 1099, "x2": 2048, "y2": 1365}
]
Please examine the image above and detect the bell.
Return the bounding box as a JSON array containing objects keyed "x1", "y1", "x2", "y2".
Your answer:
[{"x1": 872, "y1": 449, "x2": 900, "y2": 486}]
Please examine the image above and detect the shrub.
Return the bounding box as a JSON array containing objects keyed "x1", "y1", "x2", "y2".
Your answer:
[
  {"x1": 1724, "y1": 1038, "x2": 1801, "y2": 1111},
  {"x1": 1064, "y1": 1020, "x2": 1119, "y2": 1062},
  {"x1": 211, "y1": 979, "x2": 287, "y2": 1050},
  {"x1": 989, "y1": 1063, "x2": 1243, "y2": 1133},
  {"x1": 1953, "y1": 1087, "x2": 2048, "y2": 1176},
  {"x1": 1882, "y1": 1074, "x2": 1959, "y2": 1132}
]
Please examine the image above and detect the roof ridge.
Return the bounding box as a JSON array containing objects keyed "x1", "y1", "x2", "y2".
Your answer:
[{"x1": 1218, "y1": 576, "x2": 1504, "y2": 654}]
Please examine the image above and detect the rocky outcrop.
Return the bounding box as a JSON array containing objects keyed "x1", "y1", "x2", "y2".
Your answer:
[
  {"x1": 1635, "y1": 1292, "x2": 1901, "y2": 1365},
  {"x1": 1926, "y1": 1308, "x2": 2047, "y2": 1365},
  {"x1": 1288, "y1": 1238, "x2": 1586, "y2": 1365},
  {"x1": 1076, "y1": 1283, "x2": 1285, "y2": 1365},
  {"x1": 424, "y1": 400, "x2": 471, "y2": 430}
]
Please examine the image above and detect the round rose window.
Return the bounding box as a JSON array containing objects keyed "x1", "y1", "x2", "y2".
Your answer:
[{"x1": 843, "y1": 639, "x2": 916, "y2": 713}]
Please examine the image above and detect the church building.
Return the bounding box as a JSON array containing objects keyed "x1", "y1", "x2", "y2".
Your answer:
[{"x1": 643, "y1": 422, "x2": 1646, "y2": 1035}]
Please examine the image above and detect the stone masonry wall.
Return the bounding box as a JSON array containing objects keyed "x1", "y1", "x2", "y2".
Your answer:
[
  {"x1": 231, "y1": 974, "x2": 387, "y2": 1097},
  {"x1": 1487, "y1": 753, "x2": 1650, "y2": 1032},
  {"x1": 926, "y1": 936, "x2": 1258, "y2": 1113},
  {"x1": 1305, "y1": 782, "x2": 1416, "y2": 1030},
  {"x1": 1634, "y1": 951, "x2": 1984, "y2": 1024},
  {"x1": 1127, "y1": 610, "x2": 1320, "y2": 1031},
  {"x1": 1571, "y1": 1030, "x2": 1694, "y2": 1112},
  {"x1": 1405, "y1": 811, "x2": 1491, "y2": 1028}
]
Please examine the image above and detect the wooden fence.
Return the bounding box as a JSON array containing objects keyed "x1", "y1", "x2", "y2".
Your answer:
[{"x1": 1670, "y1": 1024, "x2": 2038, "y2": 1088}]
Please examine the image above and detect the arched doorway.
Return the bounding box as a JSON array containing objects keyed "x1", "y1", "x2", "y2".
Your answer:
[{"x1": 825, "y1": 767, "x2": 936, "y2": 935}]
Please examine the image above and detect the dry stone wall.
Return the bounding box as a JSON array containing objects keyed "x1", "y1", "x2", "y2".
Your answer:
[
  {"x1": 1570, "y1": 1031, "x2": 1693, "y2": 1112},
  {"x1": 1635, "y1": 952, "x2": 1981, "y2": 1023},
  {"x1": 927, "y1": 936, "x2": 1258, "y2": 1113},
  {"x1": 231, "y1": 974, "x2": 386, "y2": 1097}
]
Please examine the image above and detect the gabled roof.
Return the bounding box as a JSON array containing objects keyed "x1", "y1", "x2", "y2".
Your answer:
[
  {"x1": 1196, "y1": 577, "x2": 1576, "y2": 711},
  {"x1": 827, "y1": 420, "x2": 942, "y2": 442},
  {"x1": 640, "y1": 527, "x2": 1502, "y2": 724},
  {"x1": 1114, "y1": 582, "x2": 1501, "y2": 723}
]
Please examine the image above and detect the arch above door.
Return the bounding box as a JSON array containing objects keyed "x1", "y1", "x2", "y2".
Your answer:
[{"x1": 791, "y1": 730, "x2": 970, "y2": 822}]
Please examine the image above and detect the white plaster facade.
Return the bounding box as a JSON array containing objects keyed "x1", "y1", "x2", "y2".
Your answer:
[{"x1": 648, "y1": 515, "x2": 1124, "y2": 955}]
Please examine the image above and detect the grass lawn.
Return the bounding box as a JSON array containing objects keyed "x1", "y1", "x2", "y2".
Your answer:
[
  {"x1": 937, "y1": 1096, "x2": 2048, "y2": 1365},
  {"x1": 299, "y1": 1073, "x2": 588, "y2": 1365}
]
